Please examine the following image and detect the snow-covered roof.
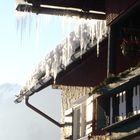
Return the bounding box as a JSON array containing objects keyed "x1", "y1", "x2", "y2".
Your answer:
[{"x1": 15, "y1": 19, "x2": 108, "y2": 103}]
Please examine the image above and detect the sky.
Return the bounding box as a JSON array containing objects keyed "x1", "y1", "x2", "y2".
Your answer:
[{"x1": 0, "y1": 0, "x2": 75, "y2": 140}]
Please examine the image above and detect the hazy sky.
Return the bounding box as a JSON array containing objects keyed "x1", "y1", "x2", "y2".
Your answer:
[{"x1": 0, "y1": 84, "x2": 61, "y2": 140}]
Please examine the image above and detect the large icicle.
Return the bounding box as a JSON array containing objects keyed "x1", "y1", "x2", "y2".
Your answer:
[{"x1": 15, "y1": 0, "x2": 33, "y2": 46}]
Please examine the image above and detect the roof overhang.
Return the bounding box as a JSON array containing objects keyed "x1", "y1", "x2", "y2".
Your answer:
[
  {"x1": 16, "y1": 0, "x2": 106, "y2": 19},
  {"x1": 25, "y1": 0, "x2": 105, "y2": 12}
]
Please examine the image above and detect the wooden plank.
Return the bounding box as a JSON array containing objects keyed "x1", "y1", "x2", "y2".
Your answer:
[
  {"x1": 86, "y1": 95, "x2": 93, "y2": 135},
  {"x1": 26, "y1": 0, "x2": 105, "y2": 12},
  {"x1": 16, "y1": 4, "x2": 106, "y2": 20}
]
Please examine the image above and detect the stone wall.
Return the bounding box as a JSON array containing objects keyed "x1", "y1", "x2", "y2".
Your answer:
[
  {"x1": 60, "y1": 85, "x2": 94, "y2": 140},
  {"x1": 60, "y1": 86, "x2": 94, "y2": 111}
]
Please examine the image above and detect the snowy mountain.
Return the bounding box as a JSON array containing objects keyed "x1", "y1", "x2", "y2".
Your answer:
[{"x1": 0, "y1": 83, "x2": 21, "y2": 103}]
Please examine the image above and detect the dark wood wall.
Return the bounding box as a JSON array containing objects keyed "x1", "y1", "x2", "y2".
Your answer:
[
  {"x1": 106, "y1": 0, "x2": 139, "y2": 25},
  {"x1": 115, "y1": 44, "x2": 140, "y2": 74},
  {"x1": 106, "y1": 0, "x2": 140, "y2": 75},
  {"x1": 56, "y1": 40, "x2": 108, "y2": 87}
]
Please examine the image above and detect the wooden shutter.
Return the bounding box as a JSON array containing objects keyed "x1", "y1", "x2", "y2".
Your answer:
[
  {"x1": 86, "y1": 95, "x2": 94, "y2": 135},
  {"x1": 73, "y1": 106, "x2": 81, "y2": 140},
  {"x1": 133, "y1": 85, "x2": 140, "y2": 115},
  {"x1": 64, "y1": 108, "x2": 73, "y2": 139}
]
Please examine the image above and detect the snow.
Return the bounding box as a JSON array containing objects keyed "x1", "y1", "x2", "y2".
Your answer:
[{"x1": 16, "y1": 0, "x2": 26, "y2": 5}]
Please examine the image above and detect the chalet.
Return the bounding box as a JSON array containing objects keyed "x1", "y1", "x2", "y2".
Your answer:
[{"x1": 15, "y1": 0, "x2": 140, "y2": 140}]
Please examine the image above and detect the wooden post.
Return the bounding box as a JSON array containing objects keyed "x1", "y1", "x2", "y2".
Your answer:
[{"x1": 107, "y1": 24, "x2": 119, "y2": 76}]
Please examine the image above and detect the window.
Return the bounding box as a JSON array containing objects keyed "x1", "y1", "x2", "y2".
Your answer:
[
  {"x1": 133, "y1": 85, "x2": 140, "y2": 115},
  {"x1": 119, "y1": 91, "x2": 126, "y2": 120}
]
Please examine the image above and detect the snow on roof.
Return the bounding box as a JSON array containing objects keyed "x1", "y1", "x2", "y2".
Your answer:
[
  {"x1": 16, "y1": 0, "x2": 27, "y2": 5},
  {"x1": 15, "y1": 19, "x2": 108, "y2": 103}
]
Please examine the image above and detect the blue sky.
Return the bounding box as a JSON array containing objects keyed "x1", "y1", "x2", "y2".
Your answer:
[{"x1": 0, "y1": 0, "x2": 74, "y2": 85}]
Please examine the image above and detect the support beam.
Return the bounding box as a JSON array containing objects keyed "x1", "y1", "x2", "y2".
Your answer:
[
  {"x1": 107, "y1": 24, "x2": 118, "y2": 76},
  {"x1": 16, "y1": 4, "x2": 106, "y2": 20},
  {"x1": 25, "y1": 0, "x2": 105, "y2": 12}
]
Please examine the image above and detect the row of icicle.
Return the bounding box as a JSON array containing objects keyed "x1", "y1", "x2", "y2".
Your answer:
[{"x1": 15, "y1": 10, "x2": 108, "y2": 95}]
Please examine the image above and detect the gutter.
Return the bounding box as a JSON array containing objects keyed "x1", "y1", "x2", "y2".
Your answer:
[{"x1": 25, "y1": 95, "x2": 64, "y2": 128}]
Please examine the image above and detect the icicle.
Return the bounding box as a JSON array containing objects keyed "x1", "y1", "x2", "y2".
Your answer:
[
  {"x1": 61, "y1": 16, "x2": 68, "y2": 35},
  {"x1": 45, "y1": 61, "x2": 50, "y2": 79},
  {"x1": 102, "y1": 20, "x2": 106, "y2": 37},
  {"x1": 48, "y1": 51, "x2": 54, "y2": 78},
  {"x1": 66, "y1": 22, "x2": 71, "y2": 66},
  {"x1": 16, "y1": 0, "x2": 31, "y2": 46},
  {"x1": 77, "y1": 18, "x2": 92, "y2": 56},
  {"x1": 15, "y1": 9, "x2": 33, "y2": 47},
  {"x1": 95, "y1": 20, "x2": 101, "y2": 57},
  {"x1": 62, "y1": 42, "x2": 67, "y2": 69},
  {"x1": 69, "y1": 31, "x2": 79, "y2": 60},
  {"x1": 44, "y1": 15, "x2": 52, "y2": 26},
  {"x1": 84, "y1": 24, "x2": 91, "y2": 51},
  {"x1": 79, "y1": 23, "x2": 84, "y2": 56},
  {"x1": 91, "y1": 20, "x2": 97, "y2": 46},
  {"x1": 27, "y1": 11, "x2": 32, "y2": 37},
  {"x1": 61, "y1": 16, "x2": 77, "y2": 64},
  {"x1": 45, "y1": 53, "x2": 52, "y2": 79},
  {"x1": 35, "y1": 15, "x2": 40, "y2": 49},
  {"x1": 52, "y1": 53, "x2": 57, "y2": 83},
  {"x1": 39, "y1": 58, "x2": 46, "y2": 76}
]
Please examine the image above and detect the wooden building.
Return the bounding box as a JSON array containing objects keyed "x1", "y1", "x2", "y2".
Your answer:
[{"x1": 15, "y1": 0, "x2": 140, "y2": 139}]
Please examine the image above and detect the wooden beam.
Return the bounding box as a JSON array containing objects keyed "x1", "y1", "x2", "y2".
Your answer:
[
  {"x1": 26, "y1": 0, "x2": 105, "y2": 12},
  {"x1": 16, "y1": 4, "x2": 106, "y2": 20}
]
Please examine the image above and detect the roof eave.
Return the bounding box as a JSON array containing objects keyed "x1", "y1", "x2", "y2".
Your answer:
[{"x1": 16, "y1": 4, "x2": 106, "y2": 20}]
